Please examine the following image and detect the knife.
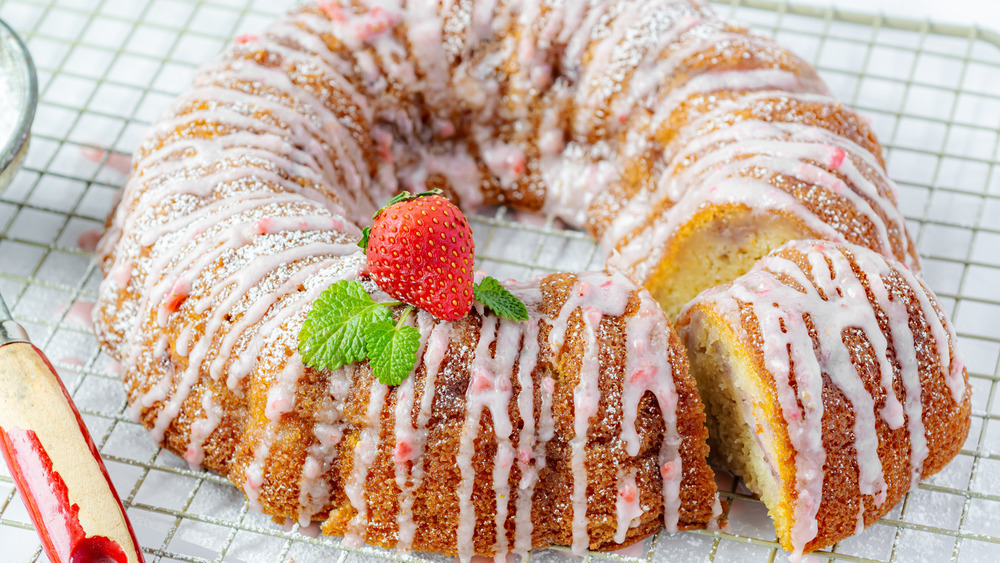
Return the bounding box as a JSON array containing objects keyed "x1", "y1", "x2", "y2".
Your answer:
[{"x1": 0, "y1": 293, "x2": 145, "y2": 563}]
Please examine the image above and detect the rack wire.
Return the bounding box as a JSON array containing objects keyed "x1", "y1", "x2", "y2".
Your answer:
[{"x1": 0, "y1": 0, "x2": 998, "y2": 561}]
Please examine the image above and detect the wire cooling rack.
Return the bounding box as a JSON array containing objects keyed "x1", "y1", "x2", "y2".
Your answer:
[{"x1": 1, "y1": 0, "x2": 999, "y2": 561}]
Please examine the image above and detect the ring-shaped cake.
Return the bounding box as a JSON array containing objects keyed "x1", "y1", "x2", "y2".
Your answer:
[{"x1": 94, "y1": 0, "x2": 969, "y2": 558}]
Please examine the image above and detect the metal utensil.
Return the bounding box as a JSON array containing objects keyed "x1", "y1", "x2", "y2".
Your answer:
[
  {"x1": 0, "y1": 16, "x2": 36, "y2": 191},
  {"x1": 0, "y1": 294, "x2": 145, "y2": 562}
]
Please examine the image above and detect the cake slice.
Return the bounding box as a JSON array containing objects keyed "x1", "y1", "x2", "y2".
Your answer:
[{"x1": 675, "y1": 240, "x2": 970, "y2": 555}]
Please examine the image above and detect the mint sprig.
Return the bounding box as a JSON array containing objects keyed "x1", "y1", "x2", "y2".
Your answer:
[
  {"x1": 299, "y1": 280, "x2": 391, "y2": 370},
  {"x1": 300, "y1": 276, "x2": 530, "y2": 386},
  {"x1": 474, "y1": 276, "x2": 529, "y2": 321},
  {"x1": 298, "y1": 280, "x2": 420, "y2": 385}
]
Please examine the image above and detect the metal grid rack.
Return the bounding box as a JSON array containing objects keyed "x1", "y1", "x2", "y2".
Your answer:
[{"x1": 0, "y1": 0, "x2": 998, "y2": 561}]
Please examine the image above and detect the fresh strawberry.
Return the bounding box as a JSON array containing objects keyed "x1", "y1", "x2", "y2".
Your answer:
[
  {"x1": 302, "y1": 193, "x2": 524, "y2": 385},
  {"x1": 360, "y1": 190, "x2": 475, "y2": 320}
]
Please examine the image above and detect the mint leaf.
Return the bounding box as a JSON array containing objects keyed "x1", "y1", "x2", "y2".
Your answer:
[
  {"x1": 368, "y1": 319, "x2": 421, "y2": 385},
  {"x1": 474, "y1": 276, "x2": 529, "y2": 321},
  {"x1": 358, "y1": 227, "x2": 370, "y2": 251},
  {"x1": 299, "y1": 280, "x2": 392, "y2": 370}
]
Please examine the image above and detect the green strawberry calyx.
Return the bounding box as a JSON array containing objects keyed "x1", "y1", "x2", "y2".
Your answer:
[{"x1": 357, "y1": 188, "x2": 443, "y2": 252}]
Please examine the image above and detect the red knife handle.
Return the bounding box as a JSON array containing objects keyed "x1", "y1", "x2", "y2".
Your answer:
[{"x1": 0, "y1": 342, "x2": 144, "y2": 563}]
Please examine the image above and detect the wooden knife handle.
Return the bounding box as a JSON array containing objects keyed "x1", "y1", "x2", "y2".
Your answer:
[{"x1": 0, "y1": 342, "x2": 144, "y2": 563}]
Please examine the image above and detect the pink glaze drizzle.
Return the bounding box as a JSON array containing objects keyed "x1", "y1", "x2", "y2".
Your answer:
[
  {"x1": 548, "y1": 272, "x2": 636, "y2": 554},
  {"x1": 614, "y1": 469, "x2": 643, "y2": 543},
  {"x1": 608, "y1": 96, "x2": 918, "y2": 282},
  {"x1": 391, "y1": 310, "x2": 435, "y2": 552},
  {"x1": 624, "y1": 296, "x2": 684, "y2": 533},
  {"x1": 456, "y1": 314, "x2": 500, "y2": 562},
  {"x1": 343, "y1": 379, "x2": 389, "y2": 547}
]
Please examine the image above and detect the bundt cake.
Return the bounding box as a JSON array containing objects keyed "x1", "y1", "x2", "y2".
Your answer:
[
  {"x1": 676, "y1": 240, "x2": 970, "y2": 555},
  {"x1": 91, "y1": 0, "x2": 969, "y2": 558}
]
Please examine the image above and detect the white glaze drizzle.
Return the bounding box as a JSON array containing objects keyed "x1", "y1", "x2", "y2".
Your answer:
[
  {"x1": 512, "y1": 318, "x2": 542, "y2": 556},
  {"x1": 608, "y1": 111, "x2": 917, "y2": 281},
  {"x1": 297, "y1": 364, "x2": 353, "y2": 525},
  {"x1": 456, "y1": 314, "x2": 499, "y2": 562},
  {"x1": 394, "y1": 318, "x2": 452, "y2": 551},
  {"x1": 614, "y1": 469, "x2": 643, "y2": 543},
  {"x1": 183, "y1": 389, "x2": 224, "y2": 468},
  {"x1": 624, "y1": 296, "x2": 684, "y2": 534},
  {"x1": 391, "y1": 310, "x2": 435, "y2": 552},
  {"x1": 570, "y1": 304, "x2": 603, "y2": 554},
  {"x1": 344, "y1": 379, "x2": 389, "y2": 547},
  {"x1": 243, "y1": 356, "x2": 306, "y2": 510},
  {"x1": 548, "y1": 271, "x2": 632, "y2": 554},
  {"x1": 488, "y1": 317, "x2": 522, "y2": 560}
]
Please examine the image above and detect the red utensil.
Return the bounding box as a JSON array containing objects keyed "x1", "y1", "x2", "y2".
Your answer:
[{"x1": 0, "y1": 295, "x2": 145, "y2": 563}]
